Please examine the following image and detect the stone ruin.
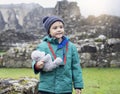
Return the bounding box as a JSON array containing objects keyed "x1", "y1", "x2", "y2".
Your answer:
[
  {"x1": 0, "y1": 0, "x2": 120, "y2": 93},
  {"x1": 0, "y1": 41, "x2": 39, "y2": 68},
  {"x1": 78, "y1": 36, "x2": 120, "y2": 67},
  {"x1": 0, "y1": 29, "x2": 38, "y2": 51},
  {"x1": 0, "y1": 0, "x2": 120, "y2": 68},
  {"x1": 0, "y1": 77, "x2": 38, "y2": 94},
  {"x1": 0, "y1": 35, "x2": 120, "y2": 68}
]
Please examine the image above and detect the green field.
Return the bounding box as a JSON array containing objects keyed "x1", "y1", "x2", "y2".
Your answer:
[{"x1": 0, "y1": 68, "x2": 120, "y2": 94}]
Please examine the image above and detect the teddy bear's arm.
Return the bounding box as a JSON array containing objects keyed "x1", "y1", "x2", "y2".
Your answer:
[{"x1": 43, "y1": 55, "x2": 63, "y2": 72}]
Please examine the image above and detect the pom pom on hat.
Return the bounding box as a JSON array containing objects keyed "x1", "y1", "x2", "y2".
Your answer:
[
  {"x1": 42, "y1": 16, "x2": 64, "y2": 34},
  {"x1": 43, "y1": 16, "x2": 49, "y2": 24}
]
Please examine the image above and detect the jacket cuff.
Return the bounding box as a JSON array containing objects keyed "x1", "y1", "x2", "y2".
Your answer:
[{"x1": 34, "y1": 62, "x2": 39, "y2": 70}]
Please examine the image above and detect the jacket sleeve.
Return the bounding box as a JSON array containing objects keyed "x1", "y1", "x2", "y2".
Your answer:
[
  {"x1": 72, "y1": 44, "x2": 84, "y2": 89},
  {"x1": 32, "y1": 60, "x2": 40, "y2": 74},
  {"x1": 31, "y1": 43, "x2": 45, "y2": 74}
]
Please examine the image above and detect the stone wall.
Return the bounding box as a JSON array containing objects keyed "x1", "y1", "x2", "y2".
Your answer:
[
  {"x1": 0, "y1": 37, "x2": 120, "y2": 68},
  {"x1": 1, "y1": 42, "x2": 38, "y2": 68}
]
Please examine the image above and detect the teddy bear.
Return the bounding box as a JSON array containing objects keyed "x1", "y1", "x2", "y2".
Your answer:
[{"x1": 31, "y1": 50, "x2": 63, "y2": 72}]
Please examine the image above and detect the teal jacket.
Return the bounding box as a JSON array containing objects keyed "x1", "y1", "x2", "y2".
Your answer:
[{"x1": 32, "y1": 36, "x2": 84, "y2": 93}]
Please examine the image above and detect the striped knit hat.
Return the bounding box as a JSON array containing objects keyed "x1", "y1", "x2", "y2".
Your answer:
[{"x1": 42, "y1": 16, "x2": 64, "y2": 34}]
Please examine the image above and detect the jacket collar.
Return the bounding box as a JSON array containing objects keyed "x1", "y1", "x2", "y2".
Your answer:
[
  {"x1": 43, "y1": 36, "x2": 69, "y2": 49},
  {"x1": 57, "y1": 36, "x2": 68, "y2": 49}
]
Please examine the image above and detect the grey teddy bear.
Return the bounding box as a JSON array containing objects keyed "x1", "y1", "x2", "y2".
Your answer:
[{"x1": 31, "y1": 50, "x2": 62, "y2": 72}]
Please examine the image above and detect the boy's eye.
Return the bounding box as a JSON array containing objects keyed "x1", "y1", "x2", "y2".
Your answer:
[
  {"x1": 53, "y1": 26, "x2": 57, "y2": 29},
  {"x1": 60, "y1": 26, "x2": 63, "y2": 29},
  {"x1": 52, "y1": 25, "x2": 63, "y2": 30}
]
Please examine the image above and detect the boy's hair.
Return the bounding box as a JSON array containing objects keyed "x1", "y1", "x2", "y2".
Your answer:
[{"x1": 42, "y1": 16, "x2": 64, "y2": 34}]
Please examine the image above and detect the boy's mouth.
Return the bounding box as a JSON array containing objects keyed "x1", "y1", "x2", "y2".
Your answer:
[{"x1": 56, "y1": 32, "x2": 63, "y2": 35}]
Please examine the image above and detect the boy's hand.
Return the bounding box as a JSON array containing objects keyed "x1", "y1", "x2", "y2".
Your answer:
[
  {"x1": 75, "y1": 89, "x2": 82, "y2": 94},
  {"x1": 35, "y1": 61, "x2": 44, "y2": 70}
]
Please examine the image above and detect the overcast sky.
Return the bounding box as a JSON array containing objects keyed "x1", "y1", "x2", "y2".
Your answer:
[{"x1": 0, "y1": 0, "x2": 120, "y2": 17}]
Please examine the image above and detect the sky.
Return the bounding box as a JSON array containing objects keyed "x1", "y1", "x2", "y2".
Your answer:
[{"x1": 0, "y1": 0, "x2": 120, "y2": 17}]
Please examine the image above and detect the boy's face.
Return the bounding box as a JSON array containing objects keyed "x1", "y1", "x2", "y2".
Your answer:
[{"x1": 49, "y1": 21, "x2": 64, "y2": 39}]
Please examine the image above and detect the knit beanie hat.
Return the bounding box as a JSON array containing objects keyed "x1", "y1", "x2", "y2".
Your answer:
[{"x1": 42, "y1": 16, "x2": 64, "y2": 34}]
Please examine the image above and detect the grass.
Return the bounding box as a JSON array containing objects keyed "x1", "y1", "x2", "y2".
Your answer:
[
  {"x1": 0, "y1": 68, "x2": 38, "y2": 79},
  {"x1": 81, "y1": 68, "x2": 120, "y2": 94},
  {"x1": 0, "y1": 68, "x2": 120, "y2": 94}
]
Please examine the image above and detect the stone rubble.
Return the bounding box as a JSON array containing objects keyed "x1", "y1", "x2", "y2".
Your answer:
[{"x1": 0, "y1": 77, "x2": 38, "y2": 94}]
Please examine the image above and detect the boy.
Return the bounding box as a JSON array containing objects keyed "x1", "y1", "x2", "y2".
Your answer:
[{"x1": 32, "y1": 16, "x2": 84, "y2": 94}]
